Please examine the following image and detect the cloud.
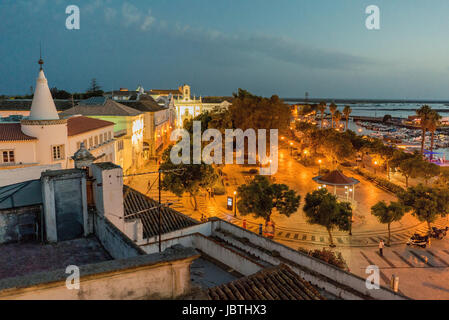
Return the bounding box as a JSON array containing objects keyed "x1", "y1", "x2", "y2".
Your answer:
[
  {"x1": 140, "y1": 10, "x2": 155, "y2": 31},
  {"x1": 104, "y1": 7, "x2": 117, "y2": 22},
  {"x1": 121, "y1": 2, "x2": 141, "y2": 27},
  {"x1": 162, "y1": 25, "x2": 373, "y2": 71}
]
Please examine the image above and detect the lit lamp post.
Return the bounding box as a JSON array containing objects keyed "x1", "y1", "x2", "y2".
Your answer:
[
  {"x1": 233, "y1": 191, "x2": 237, "y2": 217},
  {"x1": 290, "y1": 142, "x2": 294, "y2": 156},
  {"x1": 373, "y1": 160, "x2": 378, "y2": 174},
  {"x1": 318, "y1": 159, "x2": 322, "y2": 175}
]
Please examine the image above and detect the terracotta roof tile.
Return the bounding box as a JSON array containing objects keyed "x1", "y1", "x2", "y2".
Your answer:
[
  {"x1": 208, "y1": 264, "x2": 325, "y2": 300},
  {"x1": 0, "y1": 123, "x2": 37, "y2": 141},
  {"x1": 67, "y1": 116, "x2": 114, "y2": 136},
  {"x1": 123, "y1": 185, "x2": 198, "y2": 238}
]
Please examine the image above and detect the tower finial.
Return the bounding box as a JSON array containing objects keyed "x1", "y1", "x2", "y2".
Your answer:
[{"x1": 38, "y1": 42, "x2": 44, "y2": 70}]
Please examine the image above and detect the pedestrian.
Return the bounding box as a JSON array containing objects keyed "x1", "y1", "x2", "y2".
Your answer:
[
  {"x1": 242, "y1": 219, "x2": 247, "y2": 229},
  {"x1": 379, "y1": 239, "x2": 384, "y2": 256},
  {"x1": 258, "y1": 223, "x2": 263, "y2": 236}
]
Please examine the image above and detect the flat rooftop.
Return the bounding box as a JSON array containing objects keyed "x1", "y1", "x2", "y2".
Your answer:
[
  {"x1": 190, "y1": 256, "x2": 239, "y2": 289},
  {"x1": 0, "y1": 237, "x2": 111, "y2": 280}
]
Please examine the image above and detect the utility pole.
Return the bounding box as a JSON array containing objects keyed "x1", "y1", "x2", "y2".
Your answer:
[{"x1": 158, "y1": 169, "x2": 162, "y2": 252}]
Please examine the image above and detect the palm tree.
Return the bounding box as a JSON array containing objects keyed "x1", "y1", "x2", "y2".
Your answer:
[
  {"x1": 343, "y1": 105, "x2": 352, "y2": 131},
  {"x1": 416, "y1": 105, "x2": 433, "y2": 154},
  {"x1": 318, "y1": 102, "x2": 327, "y2": 129},
  {"x1": 427, "y1": 110, "x2": 442, "y2": 159},
  {"x1": 334, "y1": 110, "x2": 342, "y2": 130},
  {"x1": 329, "y1": 103, "x2": 337, "y2": 128}
]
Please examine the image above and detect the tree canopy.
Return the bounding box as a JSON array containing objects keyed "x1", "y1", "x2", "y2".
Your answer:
[
  {"x1": 160, "y1": 145, "x2": 218, "y2": 211},
  {"x1": 398, "y1": 184, "x2": 449, "y2": 230},
  {"x1": 237, "y1": 175, "x2": 300, "y2": 223},
  {"x1": 229, "y1": 89, "x2": 291, "y2": 134},
  {"x1": 303, "y1": 189, "x2": 352, "y2": 246},
  {"x1": 371, "y1": 201, "x2": 405, "y2": 245}
]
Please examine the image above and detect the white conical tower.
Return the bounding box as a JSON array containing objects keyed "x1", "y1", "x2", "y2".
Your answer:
[
  {"x1": 21, "y1": 57, "x2": 68, "y2": 168},
  {"x1": 29, "y1": 58, "x2": 59, "y2": 120}
]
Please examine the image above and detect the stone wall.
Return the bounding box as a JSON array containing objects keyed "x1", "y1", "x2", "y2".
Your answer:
[
  {"x1": 0, "y1": 205, "x2": 41, "y2": 244},
  {"x1": 94, "y1": 213, "x2": 146, "y2": 259},
  {"x1": 0, "y1": 246, "x2": 199, "y2": 300}
]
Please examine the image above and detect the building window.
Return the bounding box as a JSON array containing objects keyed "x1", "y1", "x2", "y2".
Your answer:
[
  {"x1": 52, "y1": 145, "x2": 65, "y2": 161},
  {"x1": 1, "y1": 150, "x2": 14, "y2": 163},
  {"x1": 94, "y1": 136, "x2": 98, "y2": 146},
  {"x1": 117, "y1": 140, "x2": 124, "y2": 151},
  {"x1": 89, "y1": 137, "x2": 93, "y2": 148},
  {"x1": 108, "y1": 131, "x2": 112, "y2": 141},
  {"x1": 100, "y1": 134, "x2": 104, "y2": 144},
  {"x1": 83, "y1": 139, "x2": 87, "y2": 147},
  {"x1": 104, "y1": 132, "x2": 107, "y2": 142}
]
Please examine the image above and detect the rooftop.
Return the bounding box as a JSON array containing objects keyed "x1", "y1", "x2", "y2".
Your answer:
[
  {"x1": 123, "y1": 185, "x2": 198, "y2": 238},
  {"x1": 207, "y1": 264, "x2": 325, "y2": 300},
  {"x1": 120, "y1": 95, "x2": 167, "y2": 112},
  {"x1": 0, "y1": 237, "x2": 111, "y2": 281},
  {"x1": 0, "y1": 179, "x2": 41, "y2": 209},
  {"x1": 67, "y1": 115, "x2": 115, "y2": 136},
  {"x1": 190, "y1": 257, "x2": 239, "y2": 290},
  {"x1": 0, "y1": 123, "x2": 37, "y2": 142},
  {"x1": 149, "y1": 89, "x2": 181, "y2": 95},
  {"x1": 0, "y1": 99, "x2": 74, "y2": 111},
  {"x1": 313, "y1": 170, "x2": 360, "y2": 186},
  {"x1": 202, "y1": 96, "x2": 233, "y2": 104},
  {"x1": 60, "y1": 99, "x2": 142, "y2": 117}
]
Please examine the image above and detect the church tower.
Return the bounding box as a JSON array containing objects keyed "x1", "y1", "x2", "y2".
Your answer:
[{"x1": 21, "y1": 57, "x2": 69, "y2": 168}]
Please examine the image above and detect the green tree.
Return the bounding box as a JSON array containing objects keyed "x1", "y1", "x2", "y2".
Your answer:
[
  {"x1": 397, "y1": 157, "x2": 422, "y2": 187},
  {"x1": 399, "y1": 185, "x2": 449, "y2": 231},
  {"x1": 160, "y1": 146, "x2": 218, "y2": 211},
  {"x1": 334, "y1": 110, "x2": 342, "y2": 130},
  {"x1": 371, "y1": 201, "x2": 405, "y2": 245},
  {"x1": 321, "y1": 131, "x2": 354, "y2": 169},
  {"x1": 416, "y1": 105, "x2": 433, "y2": 154},
  {"x1": 50, "y1": 87, "x2": 71, "y2": 99},
  {"x1": 86, "y1": 78, "x2": 104, "y2": 97},
  {"x1": 318, "y1": 102, "x2": 327, "y2": 129},
  {"x1": 342, "y1": 105, "x2": 352, "y2": 131},
  {"x1": 418, "y1": 161, "x2": 440, "y2": 185},
  {"x1": 382, "y1": 114, "x2": 392, "y2": 123},
  {"x1": 229, "y1": 89, "x2": 291, "y2": 134},
  {"x1": 329, "y1": 103, "x2": 337, "y2": 128},
  {"x1": 427, "y1": 110, "x2": 442, "y2": 158},
  {"x1": 303, "y1": 189, "x2": 352, "y2": 247},
  {"x1": 237, "y1": 175, "x2": 300, "y2": 223}
]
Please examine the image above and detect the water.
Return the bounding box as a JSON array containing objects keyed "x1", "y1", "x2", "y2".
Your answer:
[
  {"x1": 290, "y1": 102, "x2": 449, "y2": 119},
  {"x1": 290, "y1": 101, "x2": 449, "y2": 160}
]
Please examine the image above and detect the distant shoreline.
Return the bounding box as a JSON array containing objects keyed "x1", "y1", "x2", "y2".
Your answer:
[{"x1": 284, "y1": 98, "x2": 449, "y2": 105}]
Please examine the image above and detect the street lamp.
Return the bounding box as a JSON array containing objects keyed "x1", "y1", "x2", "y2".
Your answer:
[
  {"x1": 318, "y1": 159, "x2": 322, "y2": 175},
  {"x1": 373, "y1": 161, "x2": 378, "y2": 174},
  {"x1": 290, "y1": 142, "x2": 294, "y2": 156},
  {"x1": 233, "y1": 191, "x2": 237, "y2": 217}
]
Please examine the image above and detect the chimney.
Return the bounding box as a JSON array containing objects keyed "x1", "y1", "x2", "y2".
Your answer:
[{"x1": 90, "y1": 163, "x2": 124, "y2": 230}]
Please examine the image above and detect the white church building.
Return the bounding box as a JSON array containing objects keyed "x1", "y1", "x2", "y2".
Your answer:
[{"x1": 0, "y1": 59, "x2": 115, "y2": 181}]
